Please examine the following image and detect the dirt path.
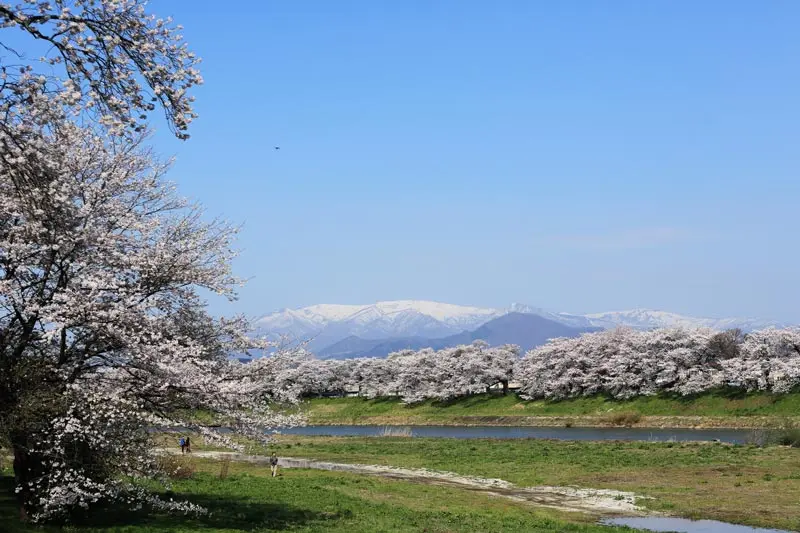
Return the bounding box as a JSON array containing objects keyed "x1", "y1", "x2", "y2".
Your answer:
[{"x1": 171, "y1": 449, "x2": 649, "y2": 516}]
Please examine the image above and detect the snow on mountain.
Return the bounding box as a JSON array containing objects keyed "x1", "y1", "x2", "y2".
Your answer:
[
  {"x1": 507, "y1": 303, "x2": 599, "y2": 329},
  {"x1": 588, "y1": 309, "x2": 711, "y2": 329},
  {"x1": 255, "y1": 300, "x2": 504, "y2": 351},
  {"x1": 508, "y1": 304, "x2": 785, "y2": 331},
  {"x1": 579, "y1": 309, "x2": 787, "y2": 331},
  {"x1": 255, "y1": 300, "x2": 788, "y2": 353}
]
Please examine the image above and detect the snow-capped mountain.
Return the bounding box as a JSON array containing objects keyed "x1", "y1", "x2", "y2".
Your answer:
[
  {"x1": 506, "y1": 303, "x2": 600, "y2": 329},
  {"x1": 255, "y1": 300, "x2": 504, "y2": 351},
  {"x1": 255, "y1": 300, "x2": 788, "y2": 353},
  {"x1": 577, "y1": 309, "x2": 787, "y2": 332},
  {"x1": 507, "y1": 305, "x2": 786, "y2": 331}
]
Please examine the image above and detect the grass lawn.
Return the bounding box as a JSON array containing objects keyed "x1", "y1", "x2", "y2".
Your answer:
[
  {"x1": 264, "y1": 435, "x2": 800, "y2": 531},
  {"x1": 303, "y1": 390, "x2": 800, "y2": 428},
  {"x1": 0, "y1": 461, "x2": 621, "y2": 533}
]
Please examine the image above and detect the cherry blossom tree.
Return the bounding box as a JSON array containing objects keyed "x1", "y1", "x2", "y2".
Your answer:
[
  {"x1": 515, "y1": 326, "x2": 800, "y2": 400},
  {"x1": 389, "y1": 348, "x2": 443, "y2": 403},
  {"x1": 0, "y1": 1, "x2": 303, "y2": 524},
  {"x1": 263, "y1": 350, "x2": 353, "y2": 400},
  {"x1": 0, "y1": 117, "x2": 302, "y2": 522},
  {"x1": 350, "y1": 356, "x2": 401, "y2": 399},
  {"x1": 0, "y1": 0, "x2": 201, "y2": 139},
  {"x1": 418, "y1": 342, "x2": 519, "y2": 401},
  {"x1": 515, "y1": 327, "x2": 726, "y2": 400},
  {"x1": 250, "y1": 325, "x2": 800, "y2": 407},
  {"x1": 322, "y1": 342, "x2": 521, "y2": 404},
  {"x1": 724, "y1": 327, "x2": 800, "y2": 393},
  {"x1": 462, "y1": 342, "x2": 518, "y2": 395}
]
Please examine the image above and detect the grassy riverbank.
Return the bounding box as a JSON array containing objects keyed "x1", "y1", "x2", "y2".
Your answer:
[
  {"x1": 264, "y1": 435, "x2": 800, "y2": 531},
  {"x1": 0, "y1": 461, "x2": 622, "y2": 533},
  {"x1": 5, "y1": 434, "x2": 798, "y2": 531},
  {"x1": 149, "y1": 432, "x2": 800, "y2": 531},
  {"x1": 304, "y1": 390, "x2": 800, "y2": 428}
]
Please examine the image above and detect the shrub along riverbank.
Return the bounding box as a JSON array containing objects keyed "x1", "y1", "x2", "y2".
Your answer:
[{"x1": 304, "y1": 390, "x2": 800, "y2": 429}]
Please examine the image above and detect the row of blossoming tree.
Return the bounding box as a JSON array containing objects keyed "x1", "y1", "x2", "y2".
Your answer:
[
  {"x1": 0, "y1": 0, "x2": 302, "y2": 523},
  {"x1": 516, "y1": 326, "x2": 800, "y2": 399},
  {"x1": 264, "y1": 341, "x2": 520, "y2": 404},
  {"x1": 265, "y1": 326, "x2": 800, "y2": 404}
]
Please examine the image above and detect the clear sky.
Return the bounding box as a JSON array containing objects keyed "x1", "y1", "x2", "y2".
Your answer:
[{"x1": 152, "y1": 1, "x2": 800, "y2": 322}]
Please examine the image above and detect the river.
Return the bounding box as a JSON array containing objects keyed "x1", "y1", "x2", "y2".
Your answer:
[{"x1": 279, "y1": 425, "x2": 756, "y2": 443}]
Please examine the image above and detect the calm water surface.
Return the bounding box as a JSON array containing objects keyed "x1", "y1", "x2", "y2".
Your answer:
[
  {"x1": 279, "y1": 425, "x2": 754, "y2": 443},
  {"x1": 601, "y1": 517, "x2": 791, "y2": 533}
]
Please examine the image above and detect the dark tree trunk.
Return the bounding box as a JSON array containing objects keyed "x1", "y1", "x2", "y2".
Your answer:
[
  {"x1": 501, "y1": 380, "x2": 509, "y2": 395},
  {"x1": 12, "y1": 444, "x2": 30, "y2": 521}
]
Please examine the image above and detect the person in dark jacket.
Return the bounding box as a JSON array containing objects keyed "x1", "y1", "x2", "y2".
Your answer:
[{"x1": 270, "y1": 452, "x2": 279, "y2": 477}]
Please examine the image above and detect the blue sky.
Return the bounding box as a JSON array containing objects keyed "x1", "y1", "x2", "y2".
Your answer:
[{"x1": 151, "y1": 1, "x2": 799, "y2": 322}]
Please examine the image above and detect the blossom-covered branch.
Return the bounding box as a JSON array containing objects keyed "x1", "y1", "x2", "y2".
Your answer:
[{"x1": 0, "y1": 0, "x2": 201, "y2": 138}]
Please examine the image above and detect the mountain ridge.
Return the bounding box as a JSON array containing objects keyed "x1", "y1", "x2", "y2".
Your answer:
[
  {"x1": 255, "y1": 300, "x2": 788, "y2": 355},
  {"x1": 317, "y1": 312, "x2": 600, "y2": 359}
]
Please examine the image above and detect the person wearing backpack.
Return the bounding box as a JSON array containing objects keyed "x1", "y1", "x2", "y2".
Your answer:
[{"x1": 179, "y1": 437, "x2": 186, "y2": 454}]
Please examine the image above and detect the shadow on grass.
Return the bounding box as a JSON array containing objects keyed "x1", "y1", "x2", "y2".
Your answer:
[
  {"x1": 664, "y1": 387, "x2": 786, "y2": 409},
  {"x1": 430, "y1": 393, "x2": 514, "y2": 409},
  {"x1": 1, "y1": 476, "x2": 338, "y2": 532},
  {"x1": 536, "y1": 388, "x2": 770, "y2": 406},
  {"x1": 367, "y1": 396, "x2": 403, "y2": 405}
]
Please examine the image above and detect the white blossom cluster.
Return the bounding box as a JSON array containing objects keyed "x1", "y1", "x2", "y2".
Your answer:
[
  {"x1": 515, "y1": 326, "x2": 800, "y2": 400},
  {"x1": 0, "y1": 0, "x2": 201, "y2": 139}
]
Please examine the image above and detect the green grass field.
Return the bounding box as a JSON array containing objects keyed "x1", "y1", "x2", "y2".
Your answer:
[
  {"x1": 304, "y1": 390, "x2": 800, "y2": 428},
  {"x1": 4, "y1": 434, "x2": 799, "y2": 531},
  {"x1": 5, "y1": 388, "x2": 800, "y2": 532},
  {"x1": 264, "y1": 435, "x2": 800, "y2": 531},
  {"x1": 0, "y1": 461, "x2": 621, "y2": 533}
]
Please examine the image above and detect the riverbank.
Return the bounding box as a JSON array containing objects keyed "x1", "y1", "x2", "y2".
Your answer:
[
  {"x1": 149, "y1": 433, "x2": 800, "y2": 531},
  {"x1": 8, "y1": 433, "x2": 795, "y2": 531},
  {"x1": 304, "y1": 391, "x2": 800, "y2": 429},
  {"x1": 0, "y1": 459, "x2": 632, "y2": 532},
  {"x1": 262, "y1": 434, "x2": 799, "y2": 531},
  {"x1": 168, "y1": 450, "x2": 646, "y2": 516}
]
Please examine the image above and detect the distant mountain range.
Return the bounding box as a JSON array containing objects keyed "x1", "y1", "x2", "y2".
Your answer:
[
  {"x1": 256, "y1": 301, "x2": 503, "y2": 353},
  {"x1": 317, "y1": 313, "x2": 599, "y2": 359},
  {"x1": 254, "y1": 300, "x2": 788, "y2": 359}
]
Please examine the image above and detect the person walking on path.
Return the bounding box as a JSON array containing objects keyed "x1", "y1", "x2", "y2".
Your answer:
[
  {"x1": 179, "y1": 437, "x2": 186, "y2": 454},
  {"x1": 270, "y1": 452, "x2": 279, "y2": 477},
  {"x1": 185, "y1": 436, "x2": 192, "y2": 454}
]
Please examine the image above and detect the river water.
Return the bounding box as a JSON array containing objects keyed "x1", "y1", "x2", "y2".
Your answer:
[
  {"x1": 601, "y1": 517, "x2": 791, "y2": 533},
  {"x1": 279, "y1": 425, "x2": 755, "y2": 443}
]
